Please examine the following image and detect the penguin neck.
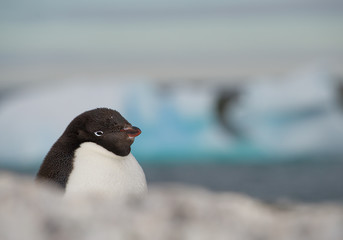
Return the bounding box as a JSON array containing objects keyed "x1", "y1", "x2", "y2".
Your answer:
[
  {"x1": 51, "y1": 134, "x2": 82, "y2": 157},
  {"x1": 77, "y1": 141, "x2": 118, "y2": 159}
]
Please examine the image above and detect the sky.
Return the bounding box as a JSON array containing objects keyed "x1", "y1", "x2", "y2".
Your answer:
[{"x1": 1, "y1": 0, "x2": 343, "y2": 87}]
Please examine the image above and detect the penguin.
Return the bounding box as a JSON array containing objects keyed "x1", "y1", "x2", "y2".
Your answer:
[{"x1": 36, "y1": 108, "x2": 147, "y2": 198}]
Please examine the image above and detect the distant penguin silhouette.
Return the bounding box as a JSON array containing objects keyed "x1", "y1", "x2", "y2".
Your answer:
[
  {"x1": 215, "y1": 88, "x2": 242, "y2": 138},
  {"x1": 36, "y1": 108, "x2": 147, "y2": 198}
]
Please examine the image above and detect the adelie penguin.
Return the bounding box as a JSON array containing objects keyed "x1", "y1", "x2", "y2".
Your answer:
[{"x1": 36, "y1": 108, "x2": 147, "y2": 198}]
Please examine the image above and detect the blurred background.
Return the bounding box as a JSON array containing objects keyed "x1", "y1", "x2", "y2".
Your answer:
[{"x1": 1, "y1": 0, "x2": 343, "y2": 202}]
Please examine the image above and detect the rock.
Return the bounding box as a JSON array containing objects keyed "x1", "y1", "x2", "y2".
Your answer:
[{"x1": 0, "y1": 172, "x2": 342, "y2": 240}]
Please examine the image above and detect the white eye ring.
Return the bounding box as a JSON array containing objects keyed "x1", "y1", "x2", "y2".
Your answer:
[{"x1": 94, "y1": 131, "x2": 104, "y2": 137}]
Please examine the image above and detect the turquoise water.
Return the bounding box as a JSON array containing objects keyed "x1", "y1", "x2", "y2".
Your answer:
[{"x1": 2, "y1": 159, "x2": 343, "y2": 202}]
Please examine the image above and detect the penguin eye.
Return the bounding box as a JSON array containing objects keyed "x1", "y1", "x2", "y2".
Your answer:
[{"x1": 94, "y1": 131, "x2": 104, "y2": 137}]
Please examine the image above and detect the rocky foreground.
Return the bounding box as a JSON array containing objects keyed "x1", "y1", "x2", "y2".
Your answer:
[{"x1": 0, "y1": 172, "x2": 342, "y2": 240}]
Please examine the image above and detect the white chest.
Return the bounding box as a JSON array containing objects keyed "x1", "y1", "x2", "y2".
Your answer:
[{"x1": 65, "y1": 142, "x2": 147, "y2": 198}]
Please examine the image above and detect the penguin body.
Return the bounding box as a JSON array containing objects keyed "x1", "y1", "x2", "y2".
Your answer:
[
  {"x1": 66, "y1": 142, "x2": 147, "y2": 197},
  {"x1": 36, "y1": 108, "x2": 147, "y2": 197}
]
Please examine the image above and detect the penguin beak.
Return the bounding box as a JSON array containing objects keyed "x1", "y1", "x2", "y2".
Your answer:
[{"x1": 120, "y1": 126, "x2": 141, "y2": 138}]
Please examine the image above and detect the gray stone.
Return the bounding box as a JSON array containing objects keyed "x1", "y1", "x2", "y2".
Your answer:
[{"x1": 0, "y1": 172, "x2": 342, "y2": 240}]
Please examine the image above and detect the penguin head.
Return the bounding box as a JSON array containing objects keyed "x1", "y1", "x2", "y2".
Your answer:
[{"x1": 65, "y1": 108, "x2": 141, "y2": 156}]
